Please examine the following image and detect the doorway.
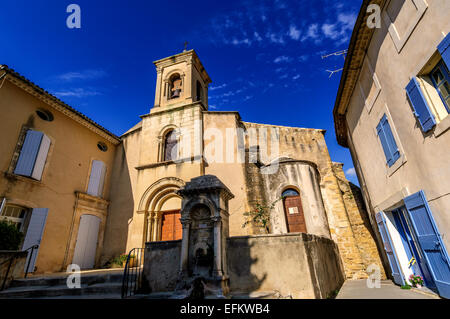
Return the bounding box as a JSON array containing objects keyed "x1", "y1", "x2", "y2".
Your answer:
[
  {"x1": 282, "y1": 188, "x2": 307, "y2": 233},
  {"x1": 160, "y1": 210, "x2": 182, "y2": 241},
  {"x1": 72, "y1": 214, "x2": 101, "y2": 269}
]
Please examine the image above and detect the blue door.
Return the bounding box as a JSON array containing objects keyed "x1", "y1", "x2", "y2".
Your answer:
[
  {"x1": 404, "y1": 191, "x2": 450, "y2": 298},
  {"x1": 376, "y1": 211, "x2": 404, "y2": 286}
]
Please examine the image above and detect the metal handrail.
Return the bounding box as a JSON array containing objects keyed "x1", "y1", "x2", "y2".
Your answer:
[
  {"x1": 1, "y1": 244, "x2": 39, "y2": 290},
  {"x1": 121, "y1": 248, "x2": 146, "y2": 299}
]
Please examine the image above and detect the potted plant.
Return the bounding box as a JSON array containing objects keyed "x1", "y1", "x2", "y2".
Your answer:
[
  {"x1": 120, "y1": 253, "x2": 136, "y2": 268},
  {"x1": 409, "y1": 274, "x2": 424, "y2": 288}
]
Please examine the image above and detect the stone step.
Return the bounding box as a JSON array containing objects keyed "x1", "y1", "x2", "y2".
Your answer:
[
  {"x1": 9, "y1": 269, "x2": 125, "y2": 289},
  {"x1": 0, "y1": 282, "x2": 122, "y2": 299}
]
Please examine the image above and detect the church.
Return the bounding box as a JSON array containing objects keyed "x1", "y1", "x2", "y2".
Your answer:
[
  {"x1": 0, "y1": 49, "x2": 385, "y2": 298},
  {"x1": 100, "y1": 50, "x2": 386, "y2": 297}
]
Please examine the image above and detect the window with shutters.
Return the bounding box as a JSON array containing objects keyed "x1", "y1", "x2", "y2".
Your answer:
[
  {"x1": 13, "y1": 129, "x2": 51, "y2": 181},
  {"x1": 1, "y1": 204, "x2": 30, "y2": 233},
  {"x1": 406, "y1": 34, "x2": 450, "y2": 135},
  {"x1": 377, "y1": 114, "x2": 401, "y2": 168},
  {"x1": 87, "y1": 160, "x2": 106, "y2": 198},
  {"x1": 163, "y1": 130, "x2": 178, "y2": 162},
  {"x1": 429, "y1": 60, "x2": 450, "y2": 113}
]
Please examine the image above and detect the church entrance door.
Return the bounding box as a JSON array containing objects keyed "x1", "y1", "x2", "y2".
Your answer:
[{"x1": 160, "y1": 210, "x2": 182, "y2": 241}]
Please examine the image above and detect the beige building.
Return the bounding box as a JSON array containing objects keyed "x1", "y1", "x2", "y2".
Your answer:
[
  {"x1": 101, "y1": 49, "x2": 385, "y2": 281},
  {"x1": 0, "y1": 65, "x2": 120, "y2": 274},
  {"x1": 333, "y1": 0, "x2": 450, "y2": 298}
]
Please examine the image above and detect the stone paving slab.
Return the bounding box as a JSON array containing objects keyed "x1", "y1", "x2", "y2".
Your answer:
[{"x1": 336, "y1": 280, "x2": 440, "y2": 299}]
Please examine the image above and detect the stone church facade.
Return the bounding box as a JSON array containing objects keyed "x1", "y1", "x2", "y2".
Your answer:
[
  {"x1": 101, "y1": 50, "x2": 385, "y2": 282},
  {"x1": 1, "y1": 50, "x2": 385, "y2": 297}
]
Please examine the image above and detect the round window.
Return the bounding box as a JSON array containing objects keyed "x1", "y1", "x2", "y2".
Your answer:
[
  {"x1": 97, "y1": 142, "x2": 108, "y2": 152},
  {"x1": 35, "y1": 109, "x2": 54, "y2": 122}
]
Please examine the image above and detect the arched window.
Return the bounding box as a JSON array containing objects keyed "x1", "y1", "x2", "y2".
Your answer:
[
  {"x1": 196, "y1": 80, "x2": 202, "y2": 102},
  {"x1": 169, "y1": 74, "x2": 182, "y2": 99},
  {"x1": 282, "y1": 189, "x2": 300, "y2": 197},
  {"x1": 164, "y1": 130, "x2": 178, "y2": 161},
  {"x1": 282, "y1": 188, "x2": 307, "y2": 233}
]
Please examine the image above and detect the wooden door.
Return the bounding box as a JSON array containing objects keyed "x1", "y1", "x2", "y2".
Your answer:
[
  {"x1": 160, "y1": 210, "x2": 182, "y2": 241},
  {"x1": 283, "y1": 195, "x2": 307, "y2": 233}
]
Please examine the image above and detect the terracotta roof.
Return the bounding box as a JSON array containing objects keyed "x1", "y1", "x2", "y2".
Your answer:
[
  {"x1": 332, "y1": 0, "x2": 386, "y2": 147},
  {"x1": 0, "y1": 64, "x2": 121, "y2": 144}
]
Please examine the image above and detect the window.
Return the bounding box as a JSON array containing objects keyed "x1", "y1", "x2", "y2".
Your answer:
[
  {"x1": 163, "y1": 130, "x2": 178, "y2": 162},
  {"x1": 35, "y1": 109, "x2": 54, "y2": 122},
  {"x1": 1, "y1": 204, "x2": 29, "y2": 232},
  {"x1": 282, "y1": 189, "x2": 299, "y2": 197},
  {"x1": 196, "y1": 80, "x2": 202, "y2": 102},
  {"x1": 87, "y1": 160, "x2": 106, "y2": 197},
  {"x1": 430, "y1": 61, "x2": 450, "y2": 113},
  {"x1": 14, "y1": 130, "x2": 51, "y2": 181},
  {"x1": 377, "y1": 114, "x2": 400, "y2": 167},
  {"x1": 97, "y1": 142, "x2": 108, "y2": 152},
  {"x1": 169, "y1": 74, "x2": 182, "y2": 100}
]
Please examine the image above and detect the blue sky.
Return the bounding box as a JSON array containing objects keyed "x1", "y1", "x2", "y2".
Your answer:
[{"x1": 1, "y1": 0, "x2": 362, "y2": 184}]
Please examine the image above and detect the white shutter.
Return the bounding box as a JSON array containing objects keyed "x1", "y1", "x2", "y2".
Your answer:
[
  {"x1": 22, "y1": 208, "x2": 49, "y2": 273},
  {"x1": 87, "y1": 160, "x2": 106, "y2": 197},
  {"x1": 72, "y1": 215, "x2": 101, "y2": 269},
  {"x1": 14, "y1": 130, "x2": 43, "y2": 177},
  {"x1": 31, "y1": 134, "x2": 51, "y2": 180}
]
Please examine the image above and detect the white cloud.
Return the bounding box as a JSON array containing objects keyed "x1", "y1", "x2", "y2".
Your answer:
[
  {"x1": 293, "y1": 74, "x2": 301, "y2": 80},
  {"x1": 345, "y1": 167, "x2": 356, "y2": 177},
  {"x1": 56, "y1": 69, "x2": 107, "y2": 82},
  {"x1": 53, "y1": 88, "x2": 102, "y2": 98},
  {"x1": 210, "y1": 84, "x2": 227, "y2": 91},
  {"x1": 266, "y1": 32, "x2": 285, "y2": 44},
  {"x1": 298, "y1": 55, "x2": 309, "y2": 62},
  {"x1": 274, "y1": 55, "x2": 292, "y2": 63},
  {"x1": 288, "y1": 25, "x2": 301, "y2": 40},
  {"x1": 301, "y1": 24, "x2": 320, "y2": 42}
]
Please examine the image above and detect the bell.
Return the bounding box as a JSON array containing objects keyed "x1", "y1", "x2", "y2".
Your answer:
[{"x1": 172, "y1": 89, "x2": 181, "y2": 98}]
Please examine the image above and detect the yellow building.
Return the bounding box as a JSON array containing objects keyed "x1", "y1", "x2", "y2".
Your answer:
[{"x1": 0, "y1": 65, "x2": 120, "y2": 274}]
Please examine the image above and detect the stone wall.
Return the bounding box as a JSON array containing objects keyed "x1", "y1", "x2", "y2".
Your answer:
[
  {"x1": 227, "y1": 233, "x2": 345, "y2": 299},
  {"x1": 0, "y1": 251, "x2": 28, "y2": 290},
  {"x1": 143, "y1": 234, "x2": 344, "y2": 298},
  {"x1": 332, "y1": 163, "x2": 386, "y2": 279},
  {"x1": 143, "y1": 240, "x2": 181, "y2": 293}
]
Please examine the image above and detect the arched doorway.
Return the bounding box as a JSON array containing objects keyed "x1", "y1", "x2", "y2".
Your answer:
[{"x1": 282, "y1": 188, "x2": 307, "y2": 233}]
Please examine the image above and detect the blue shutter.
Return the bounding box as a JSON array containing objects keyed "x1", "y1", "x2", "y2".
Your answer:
[
  {"x1": 14, "y1": 130, "x2": 43, "y2": 177},
  {"x1": 437, "y1": 33, "x2": 450, "y2": 69},
  {"x1": 376, "y1": 211, "x2": 405, "y2": 286},
  {"x1": 376, "y1": 120, "x2": 392, "y2": 166},
  {"x1": 405, "y1": 78, "x2": 436, "y2": 132},
  {"x1": 404, "y1": 191, "x2": 450, "y2": 298},
  {"x1": 381, "y1": 115, "x2": 400, "y2": 165},
  {"x1": 377, "y1": 115, "x2": 400, "y2": 167}
]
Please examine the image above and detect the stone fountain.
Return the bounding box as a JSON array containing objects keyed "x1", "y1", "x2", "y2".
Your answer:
[{"x1": 173, "y1": 175, "x2": 234, "y2": 298}]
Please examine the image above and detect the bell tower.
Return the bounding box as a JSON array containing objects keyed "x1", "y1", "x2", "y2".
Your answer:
[{"x1": 151, "y1": 50, "x2": 212, "y2": 113}]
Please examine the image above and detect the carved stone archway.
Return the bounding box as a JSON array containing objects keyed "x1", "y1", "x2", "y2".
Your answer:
[{"x1": 139, "y1": 177, "x2": 185, "y2": 245}]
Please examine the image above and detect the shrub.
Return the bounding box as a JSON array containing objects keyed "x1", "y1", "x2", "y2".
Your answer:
[{"x1": 0, "y1": 220, "x2": 24, "y2": 251}]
